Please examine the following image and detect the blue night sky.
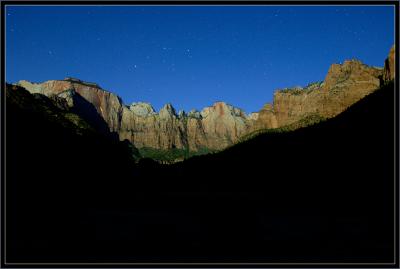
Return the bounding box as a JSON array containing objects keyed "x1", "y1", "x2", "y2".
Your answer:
[{"x1": 5, "y1": 5, "x2": 395, "y2": 113}]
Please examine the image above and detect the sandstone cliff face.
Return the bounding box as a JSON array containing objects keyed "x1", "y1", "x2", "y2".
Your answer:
[
  {"x1": 17, "y1": 78, "x2": 124, "y2": 133},
  {"x1": 199, "y1": 102, "x2": 249, "y2": 149},
  {"x1": 384, "y1": 45, "x2": 395, "y2": 81},
  {"x1": 119, "y1": 103, "x2": 188, "y2": 150},
  {"x1": 15, "y1": 47, "x2": 394, "y2": 153},
  {"x1": 17, "y1": 78, "x2": 250, "y2": 151},
  {"x1": 249, "y1": 103, "x2": 278, "y2": 131},
  {"x1": 119, "y1": 101, "x2": 250, "y2": 150},
  {"x1": 253, "y1": 58, "x2": 385, "y2": 129}
]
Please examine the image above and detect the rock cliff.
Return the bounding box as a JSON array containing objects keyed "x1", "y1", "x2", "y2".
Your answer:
[
  {"x1": 16, "y1": 79, "x2": 250, "y2": 150},
  {"x1": 252, "y1": 47, "x2": 394, "y2": 129},
  {"x1": 17, "y1": 78, "x2": 124, "y2": 133},
  {"x1": 384, "y1": 45, "x2": 395, "y2": 81},
  {"x1": 15, "y1": 46, "x2": 395, "y2": 153}
]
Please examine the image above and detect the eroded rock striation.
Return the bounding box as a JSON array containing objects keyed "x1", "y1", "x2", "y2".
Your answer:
[
  {"x1": 16, "y1": 79, "x2": 251, "y2": 150},
  {"x1": 15, "y1": 46, "x2": 395, "y2": 153}
]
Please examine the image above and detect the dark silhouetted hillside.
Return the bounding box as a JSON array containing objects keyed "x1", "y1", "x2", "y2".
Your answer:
[
  {"x1": 5, "y1": 82, "x2": 396, "y2": 264},
  {"x1": 5, "y1": 85, "x2": 138, "y2": 262}
]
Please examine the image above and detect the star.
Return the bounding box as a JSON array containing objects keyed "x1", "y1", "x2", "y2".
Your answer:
[
  {"x1": 129, "y1": 65, "x2": 137, "y2": 72},
  {"x1": 48, "y1": 50, "x2": 53, "y2": 55},
  {"x1": 185, "y1": 49, "x2": 193, "y2": 58}
]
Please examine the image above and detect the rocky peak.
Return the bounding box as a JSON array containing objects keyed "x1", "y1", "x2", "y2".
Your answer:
[
  {"x1": 178, "y1": 110, "x2": 186, "y2": 118},
  {"x1": 200, "y1": 101, "x2": 246, "y2": 119},
  {"x1": 384, "y1": 45, "x2": 395, "y2": 81},
  {"x1": 16, "y1": 78, "x2": 124, "y2": 133},
  {"x1": 248, "y1": 112, "x2": 259, "y2": 121},
  {"x1": 13, "y1": 46, "x2": 393, "y2": 154},
  {"x1": 129, "y1": 102, "x2": 156, "y2": 117},
  {"x1": 213, "y1": 101, "x2": 230, "y2": 117},
  {"x1": 233, "y1": 107, "x2": 246, "y2": 117},
  {"x1": 159, "y1": 103, "x2": 177, "y2": 119},
  {"x1": 17, "y1": 80, "x2": 46, "y2": 94},
  {"x1": 188, "y1": 109, "x2": 202, "y2": 119},
  {"x1": 323, "y1": 59, "x2": 382, "y2": 91},
  {"x1": 261, "y1": 103, "x2": 274, "y2": 111}
]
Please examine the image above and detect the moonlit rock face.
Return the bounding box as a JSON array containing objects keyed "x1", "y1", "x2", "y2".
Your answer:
[
  {"x1": 384, "y1": 45, "x2": 395, "y2": 81},
  {"x1": 201, "y1": 102, "x2": 245, "y2": 118},
  {"x1": 200, "y1": 107, "x2": 210, "y2": 118},
  {"x1": 16, "y1": 78, "x2": 124, "y2": 133},
  {"x1": 178, "y1": 110, "x2": 186, "y2": 118},
  {"x1": 188, "y1": 109, "x2": 201, "y2": 119},
  {"x1": 17, "y1": 80, "x2": 44, "y2": 94},
  {"x1": 14, "y1": 46, "x2": 393, "y2": 152},
  {"x1": 57, "y1": 89, "x2": 76, "y2": 107},
  {"x1": 159, "y1": 103, "x2": 177, "y2": 119},
  {"x1": 233, "y1": 107, "x2": 246, "y2": 117},
  {"x1": 248, "y1": 112, "x2": 259, "y2": 121},
  {"x1": 129, "y1": 102, "x2": 156, "y2": 117}
]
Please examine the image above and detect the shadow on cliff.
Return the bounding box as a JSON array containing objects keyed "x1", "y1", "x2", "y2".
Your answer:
[
  {"x1": 5, "y1": 82, "x2": 396, "y2": 264},
  {"x1": 71, "y1": 91, "x2": 120, "y2": 141}
]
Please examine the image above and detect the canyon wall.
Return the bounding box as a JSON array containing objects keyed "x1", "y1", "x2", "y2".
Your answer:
[
  {"x1": 17, "y1": 78, "x2": 250, "y2": 150},
  {"x1": 16, "y1": 45, "x2": 395, "y2": 151}
]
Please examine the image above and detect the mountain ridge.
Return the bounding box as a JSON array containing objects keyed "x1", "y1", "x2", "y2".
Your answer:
[
  {"x1": 14, "y1": 45, "x2": 395, "y2": 153},
  {"x1": 5, "y1": 48, "x2": 396, "y2": 262}
]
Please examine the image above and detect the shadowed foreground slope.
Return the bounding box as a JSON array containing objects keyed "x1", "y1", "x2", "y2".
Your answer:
[{"x1": 5, "y1": 82, "x2": 396, "y2": 264}]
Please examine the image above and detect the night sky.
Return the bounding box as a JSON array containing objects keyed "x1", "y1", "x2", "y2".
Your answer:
[{"x1": 5, "y1": 5, "x2": 395, "y2": 113}]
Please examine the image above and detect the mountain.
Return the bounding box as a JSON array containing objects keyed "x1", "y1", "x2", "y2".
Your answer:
[
  {"x1": 16, "y1": 78, "x2": 250, "y2": 151},
  {"x1": 5, "y1": 44, "x2": 396, "y2": 263},
  {"x1": 14, "y1": 46, "x2": 394, "y2": 156},
  {"x1": 250, "y1": 59, "x2": 383, "y2": 130},
  {"x1": 384, "y1": 45, "x2": 395, "y2": 81},
  {"x1": 6, "y1": 75, "x2": 395, "y2": 263}
]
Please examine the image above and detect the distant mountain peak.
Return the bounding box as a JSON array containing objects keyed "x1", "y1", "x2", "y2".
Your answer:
[
  {"x1": 129, "y1": 102, "x2": 156, "y2": 117},
  {"x1": 12, "y1": 45, "x2": 394, "y2": 153},
  {"x1": 159, "y1": 103, "x2": 177, "y2": 119}
]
